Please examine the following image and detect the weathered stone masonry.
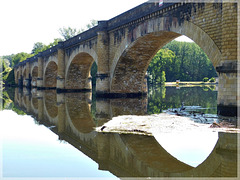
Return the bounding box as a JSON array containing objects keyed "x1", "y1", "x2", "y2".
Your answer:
[{"x1": 14, "y1": 2, "x2": 238, "y2": 116}]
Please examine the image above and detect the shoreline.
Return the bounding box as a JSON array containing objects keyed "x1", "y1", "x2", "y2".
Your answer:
[{"x1": 165, "y1": 81, "x2": 217, "y2": 86}]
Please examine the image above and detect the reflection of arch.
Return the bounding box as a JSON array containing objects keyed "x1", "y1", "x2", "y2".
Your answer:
[
  {"x1": 15, "y1": 70, "x2": 20, "y2": 85},
  {"x1": 43, "y1": 91, "x2": 58, "y2": 123},
  {"x1": 22, "y1": 68, "x2": 27, "y2": 86},
  {"x1": 110, "y1": 17, "x2": 221, "y2": 93},
  {"x1": 31, "y1": 66, "x2": 38, "y2": 87},
  {"x1": 14, "y1": 88, "x2": 21, "y2": 106},
  {"x1": 43, "y1": 61, "x2": 58, "y2": 88},
  {"x1": 22, "y1": 96, "x2": 27, "y2": 109},
  {"x1": 65, "y1": 93, "x2": 95, "y2": 133},
  {"x1": 112, "y1": 132, "x2": 236, "y2": 177},
  {"x1": 65, "y1": 52, "x2": 95, "y2": 90},
  {"x1": 118, "y1": 134, "x2": 193, "y2": 174},
  {"x1": 31, "y1": 97, "x2": 38, "y2": 114}
]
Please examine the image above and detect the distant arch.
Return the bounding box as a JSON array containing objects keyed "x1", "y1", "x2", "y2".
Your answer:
[
  {"x1": 31, "y1": 66, "x2": 38, "y2": 87},
  {"x1": 22, "y1": 68, "x2": 27, "y2": 87}
]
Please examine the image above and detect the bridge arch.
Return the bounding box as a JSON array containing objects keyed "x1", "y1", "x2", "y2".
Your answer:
[
  {"x1": 31, "y1": 66, "x2": 38, "y2": 87},
  {"x1": 43, "y1": 58, "x2": 58, "y2": 89},
  {"x1": 65, "y1": 48, "x2": 98, "y2": 91},
  {"x1": 110, "y1": 17, "x2": 221, "y2": 94},
  {"x1": 22, "y1": 67, "x2": 27, "y2": 87}
]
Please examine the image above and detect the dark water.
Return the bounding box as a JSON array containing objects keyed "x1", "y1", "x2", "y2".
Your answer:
[{"x1": 0, "y1": 86, "x2": 238, "y2": 178}]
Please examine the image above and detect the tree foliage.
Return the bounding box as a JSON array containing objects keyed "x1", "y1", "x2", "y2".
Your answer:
[
  {"x1": 58, "y1": 27, "x2": 81, "y2": 41},
  {"x1": 31, "y1": 38, "x2": 61, "y2": 55},
  {"x1": 148, "y1": 49, "x2": 175, "y2": 85},
  {"x1": 91, "y1": 61, "x2": 98, "y2": 88},
  {"x1": 58, "y1": 20, "x2": 98, "y2": 41},
  {"x1": 31, "y1": 42, "x2": 46, "y2": 54},
  {"x1": 86, "y1": 19, "x2": 98, "y2": 29},
  {"x1": 11, "y1": 52, "x2": 33, "y2": 66},
  {"x1": 147, "y1": 41, "x2": 217, "y2": 83}
]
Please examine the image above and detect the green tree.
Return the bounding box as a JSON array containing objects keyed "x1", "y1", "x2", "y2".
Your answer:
[
  {"x1": 147, "y1": 49, "x2": 175, "y2": 85},
  {"x1": 86, "y1": 19, "x2": 98, "y2": 29},
  {"x1": 91, "y1": 61, "x2": 98, "y2": 88},
  {"x1": 0, "y1": 57, "x2": 12, "y2": 82},
  {"x1": 32, "y1": 42, "x2": 47, "y2": 54},
  {"x1": 2, "y1": 54, "x2": 14, "y2": 67},
  {"x1": 58, "y1": 20, "x2": 98, "y2": 40},
  {"x1": 162, "y1": 40, "x2": 217, "y2": 81},
  {"x1": 58, "y1": 27, "x2": 81, "y2": 40},
  {"x1": 31, "y1": 39, "x2": 62, "y2": 55},
  {"x1": 48, "y1": 38, "x2": 62, "y2": 48},
  {"x1": 12, "y1": 52, "x2": 33, "y2": 66}
]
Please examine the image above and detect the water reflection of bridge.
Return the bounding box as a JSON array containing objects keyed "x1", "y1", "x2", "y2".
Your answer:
[{"x1": 12, "y1": 88, "x2": 237, "y2": 177}]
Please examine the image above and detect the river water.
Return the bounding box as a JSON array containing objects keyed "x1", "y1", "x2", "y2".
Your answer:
[{"x1": 0, "y1": 86, "x2": 238, "y2": 179}]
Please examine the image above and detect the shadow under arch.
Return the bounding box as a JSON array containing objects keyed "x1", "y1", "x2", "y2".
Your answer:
[
  {"x1": 65, "y1": 93, "x2": 96, "y2": 134},
  {"x1": 110, "y1": 17, "x2": 221, "y2": 94},
  {"x1": 65, "y1": 49, "x2": 98, "y2": 91}
]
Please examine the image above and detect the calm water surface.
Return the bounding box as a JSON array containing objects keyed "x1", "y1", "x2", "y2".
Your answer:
[{"x1": 0, "y1": 86, "x2": 238, "y2": 178}]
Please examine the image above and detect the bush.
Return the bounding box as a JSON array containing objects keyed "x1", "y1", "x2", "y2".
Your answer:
[
  {"x1": 209, "y1": 77, "x2": 215, "y2": 82},
  {"x1": 203, "y1": 77, "x2": 209, "y2": 82},
  {"x1": 5, "y1": 69, "x2": 16, "y2": 85}
]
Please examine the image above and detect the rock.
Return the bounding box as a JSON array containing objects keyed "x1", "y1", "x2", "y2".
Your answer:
[{"x1": 210, "y1": 122, "x2": 221, "y2": 128}]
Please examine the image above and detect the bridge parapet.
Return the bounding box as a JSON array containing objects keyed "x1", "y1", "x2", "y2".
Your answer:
[{"x1": 107, "y1": 2, "x2": 176, "y2": 31}]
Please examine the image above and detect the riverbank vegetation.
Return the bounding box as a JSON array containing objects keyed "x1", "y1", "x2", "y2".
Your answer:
[{"x1": 147, "y1": 41, "x2": 217, "y2": 85}]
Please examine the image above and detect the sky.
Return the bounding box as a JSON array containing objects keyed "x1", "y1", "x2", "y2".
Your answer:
[{"x1": 0, "y1": 0, "x2": 192, "y2": 57}]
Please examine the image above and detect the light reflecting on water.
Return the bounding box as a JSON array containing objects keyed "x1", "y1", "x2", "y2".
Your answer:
[
  {"x1": 0, "y1": 87, "x2": 238, "y2": 178},
  {"x1": 0, "y1": 110, "x2": 115, "y2": 178},
  {"x1": 153, "y1": 131, "x2": 219, "y2": 167}
]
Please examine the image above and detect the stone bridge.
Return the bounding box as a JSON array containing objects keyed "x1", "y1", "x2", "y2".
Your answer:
[
  {"x1": 10, "y1": 88, "x2": 238, "y2": 177},
  {"x1": 13, "y1": 1, "x2": 238, "y2": 116}
]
